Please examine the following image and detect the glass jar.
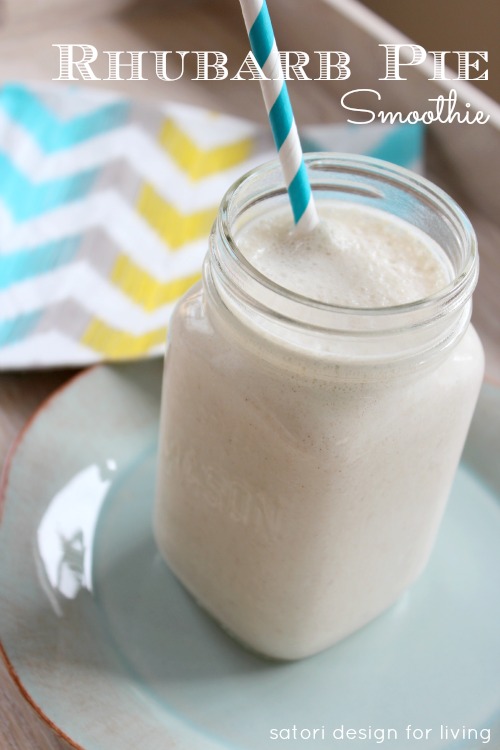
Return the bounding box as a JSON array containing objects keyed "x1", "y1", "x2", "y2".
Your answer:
[{"x1": 154, "y1": 154, "x2": 484, "y2": 660}]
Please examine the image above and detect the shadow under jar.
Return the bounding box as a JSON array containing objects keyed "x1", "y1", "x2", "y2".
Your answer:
[{"x1": 154, "y1": 154, "x2": 484, "y2": 660}]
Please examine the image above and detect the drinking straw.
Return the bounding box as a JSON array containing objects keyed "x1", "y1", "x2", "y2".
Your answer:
[{"x1": 239, "y1": 0, "x2": 319, "y2": 232}]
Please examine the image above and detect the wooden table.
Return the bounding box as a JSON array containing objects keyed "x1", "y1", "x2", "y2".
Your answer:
[{"x1": 1, "y1": 1, "x2": 499, "y2": 747}]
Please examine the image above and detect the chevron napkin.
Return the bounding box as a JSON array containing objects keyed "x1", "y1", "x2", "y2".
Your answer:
[{"x1": 0, "y1": 83, "x2": 424, "y2": 369}]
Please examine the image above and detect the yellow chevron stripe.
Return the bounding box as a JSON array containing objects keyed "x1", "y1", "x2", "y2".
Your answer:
[
  {"x1": 137, "y1": 185, "x2": 217, "y2": 250},
  {"x1": 159, "y1": 119, "x2": 253, "y2": 181},
  {"x1": 111, "y1": 254, "x2": 200, "y2": 312},
  {"x1": 81, "y1": 317, "x2": 166, "y2": 359}
]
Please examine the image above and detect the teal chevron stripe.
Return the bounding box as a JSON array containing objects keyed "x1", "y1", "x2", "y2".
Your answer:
[
  {"x1": 0, "y1": 310, "x2": 42, "y2": 347},
  {"x1": 0, "y1": 84, "x2": 129, "y2": 153},
  {"x1": 0, "y1": 237, "x2": 81, "y2": 290},
  {"x1": 367, "y1": 123, "x2": 424, "y2": 167},
  {"x1": 0, "y1": 155, "x2": 98, "y2": 221}
]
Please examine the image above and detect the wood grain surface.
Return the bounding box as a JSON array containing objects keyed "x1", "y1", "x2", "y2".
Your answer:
[{"x1": 0, "y1": 1, "x2": 499, "y2": 748}]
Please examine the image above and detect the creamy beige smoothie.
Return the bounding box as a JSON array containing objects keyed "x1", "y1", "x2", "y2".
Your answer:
[
  {"x1": 239, "y1": 202, "x2": 450, "y2": 306},
  {"x1": 154, "y1": 188, "x2": 484, "y2": 660}
]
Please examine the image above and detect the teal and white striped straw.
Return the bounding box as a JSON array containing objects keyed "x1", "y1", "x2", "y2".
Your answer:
[{"x1": 239, "y1": 0, "x2": 319, "y2": 232}]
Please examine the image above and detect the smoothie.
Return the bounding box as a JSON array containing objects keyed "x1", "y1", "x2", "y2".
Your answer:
[
  {"x1": 154, "y1": 161, "x2": 484, "y2": 660},
  {"x1": 238, "y1": 202, "x2": 450, "y2": 307}
]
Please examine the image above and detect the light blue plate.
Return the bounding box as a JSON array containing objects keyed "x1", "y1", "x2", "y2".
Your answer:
[{"x1": 1, "y1": 362, "x2": 499, "y2": 750}]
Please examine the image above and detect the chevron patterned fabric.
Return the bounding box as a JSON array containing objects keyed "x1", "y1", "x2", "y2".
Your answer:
[{"x1": 0, "y1": 83, "x2": 424, "y2": 369}]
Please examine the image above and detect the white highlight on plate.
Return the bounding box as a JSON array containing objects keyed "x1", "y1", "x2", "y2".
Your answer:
[{"x1": 35, "y1": 462, "x2": 115, "y2": 611}]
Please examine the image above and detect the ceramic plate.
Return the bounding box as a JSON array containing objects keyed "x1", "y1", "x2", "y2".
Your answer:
[{"x1": 1, "y1": 362, "x2": 500, "y2": 750}]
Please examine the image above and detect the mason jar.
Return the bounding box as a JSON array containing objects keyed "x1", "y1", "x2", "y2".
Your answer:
[{"x1": 154, "y1": 154, "x2": 484, "y2": 660}]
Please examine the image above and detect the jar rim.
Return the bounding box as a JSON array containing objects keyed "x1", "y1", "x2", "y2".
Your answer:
[{"x1": 216, "y1": 152, "x2": 478, "y2": 321}]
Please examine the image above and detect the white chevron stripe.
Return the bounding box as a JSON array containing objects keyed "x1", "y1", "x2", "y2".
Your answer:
[
  {"x1": 0, "y1": 111, "x2": 256, "y2": 183},
  {"x1": 159, "y1": 101, "x2": 262, "y2": 147},
  {"x1": 3, "y1": 84, "x2": 258, "y2": 140},
  {"x1": 0, "y1": 106, "x2": 262, "y2": 174},
  {"x1": 0, "y1": 260, "x2": 186, "y2": 332},
  {"x1": 0, "y1": 110, "x2": 35, "y2": 160},
  {"x1": 35, "y1": 83, "x2": 126, "y2": 120},
  {"x1": 0, "y1": 191, "x2": 207, "y2": 277},
  {"x1": 0, "y1": 330, "x2": 99, "y2": 368},
  {"x1": 0, "y1": 202, "x2": 12, "y2": 238},
  {"x1": 0, "y1": 112, "x2": 270, "y2": 213}
]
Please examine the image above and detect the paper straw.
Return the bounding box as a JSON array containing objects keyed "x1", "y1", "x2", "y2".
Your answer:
[{"x1": 239, "y1": 0, "x2": 319, "y2": 232}]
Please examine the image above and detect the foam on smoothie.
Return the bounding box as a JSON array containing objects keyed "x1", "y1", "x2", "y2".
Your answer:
[{"x1": 238, "y1": 201, "x2": 450, "y2": 307}]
